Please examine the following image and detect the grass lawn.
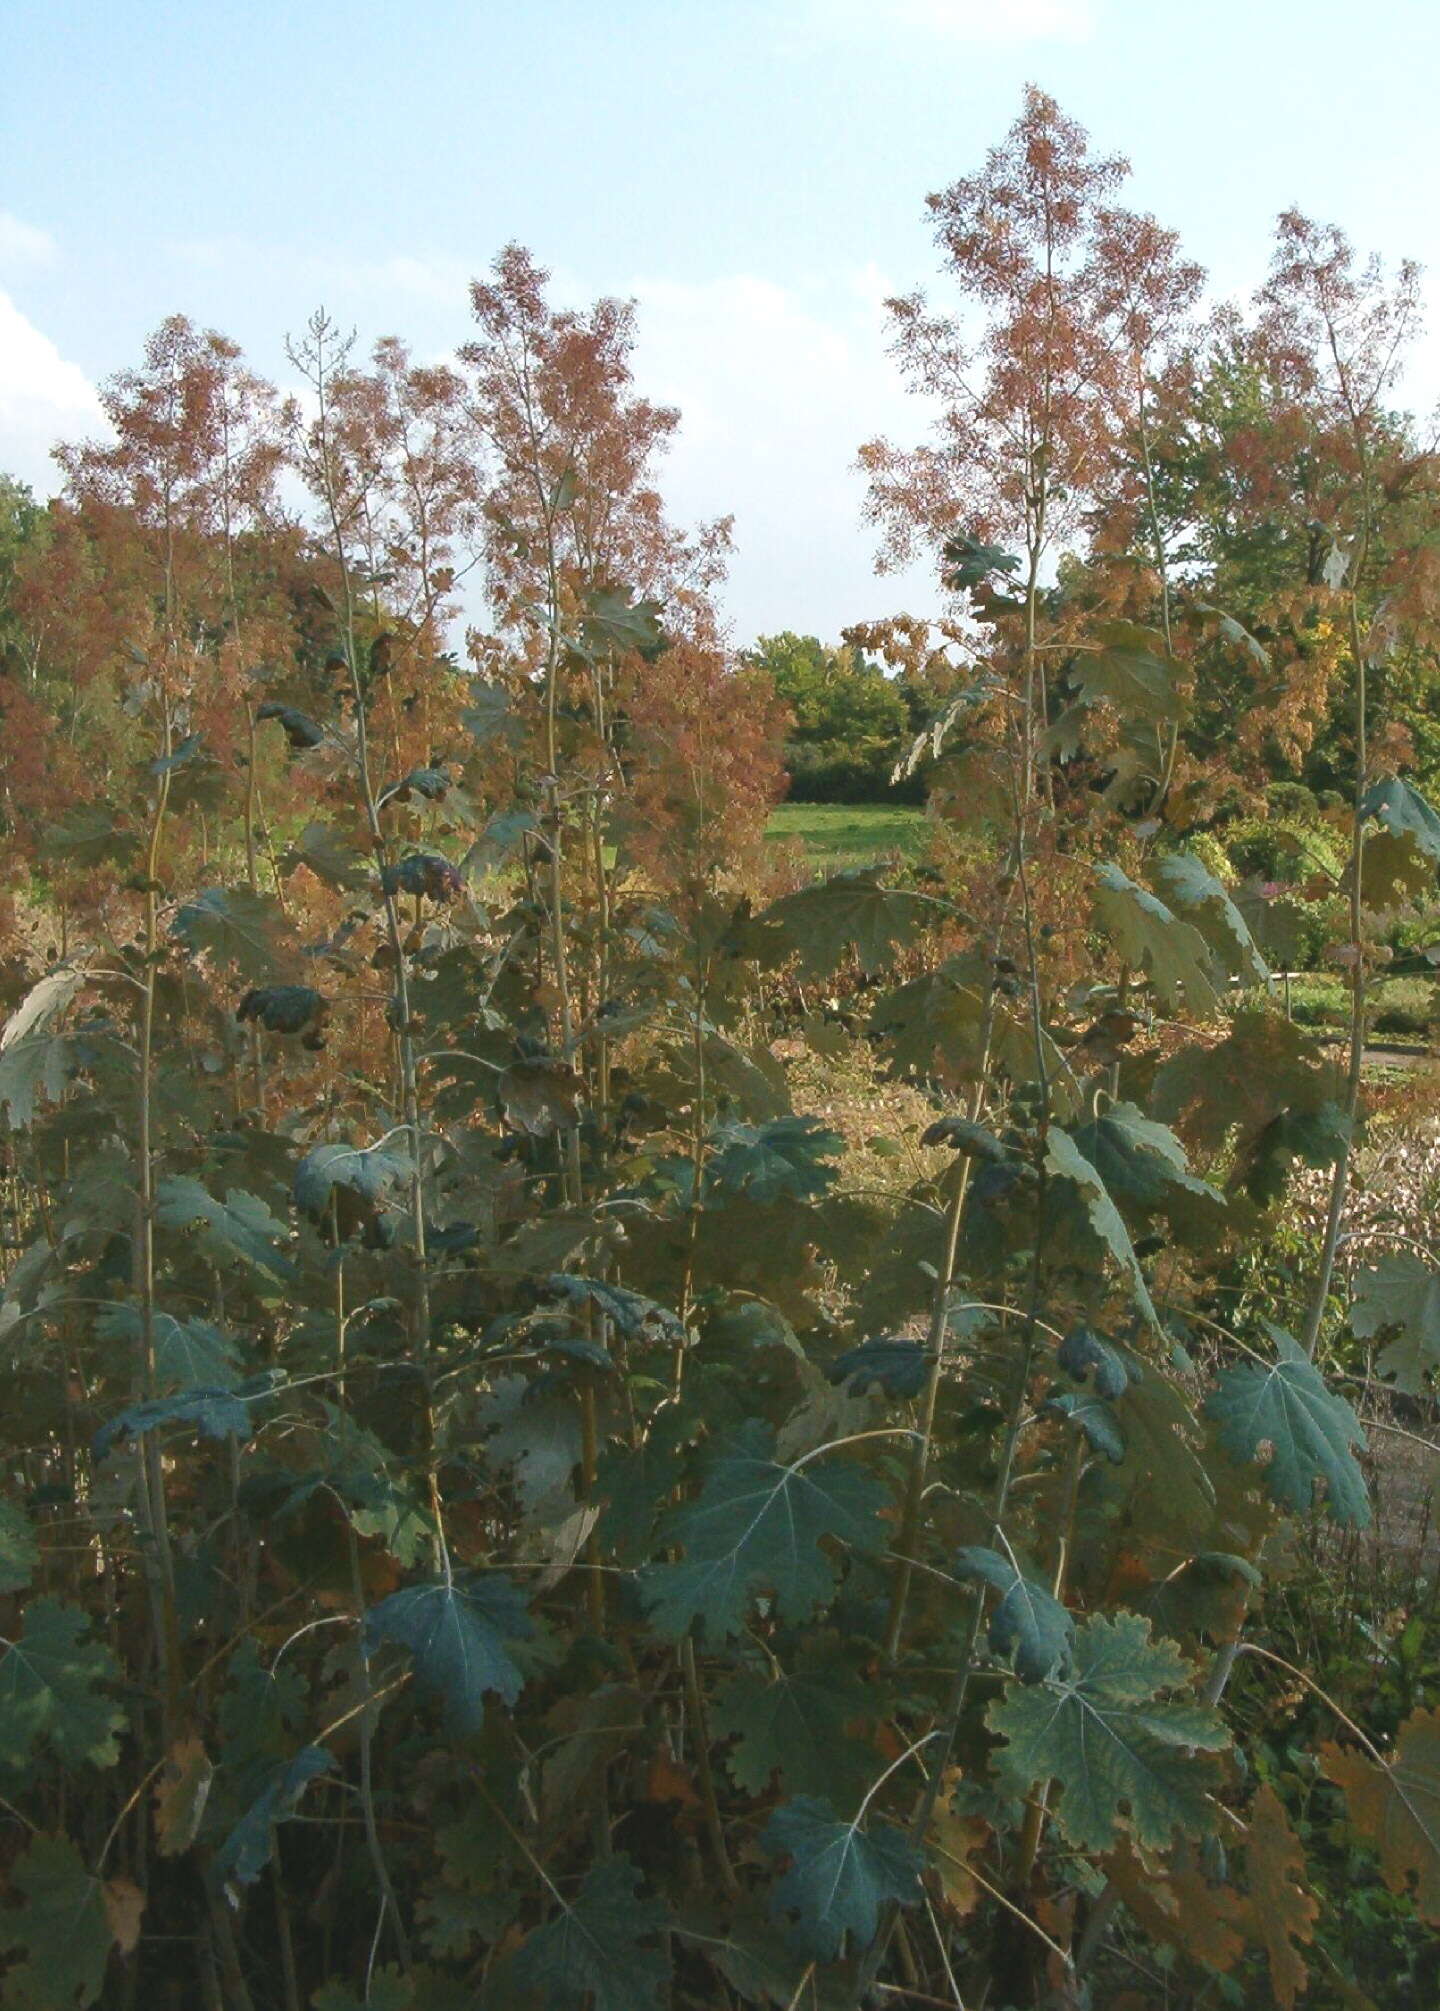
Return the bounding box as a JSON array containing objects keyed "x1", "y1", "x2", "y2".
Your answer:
[{"x1": 766, "y1": 801, "x2": 927, "y2": 869}]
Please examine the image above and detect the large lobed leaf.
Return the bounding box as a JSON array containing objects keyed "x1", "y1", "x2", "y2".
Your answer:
[
  {"x1": 711, "y1": 1639, "x2": 875, "y2": 1802},
  {"x1": 988, "y1": 1611, "x2": 1228, "y2": 1854},
  {"x1": 1351, "y1": 1252, "x2": 1440, "y2": 1395},
  {"x1": 364, "y1": 1574, "x2": 532, "y2": 1734},
  {"x1": 1092, "y1": 863, "x2": 1223, "y2": 1018},
  {"x1": 1205, "y1": 1324, "x2": 1369, "y2": 1527},
  {"x1": 640, "y1": 1420, "x2": 888, "y2": 1640},
  {"x1": 171, "y1": 885, "x2": 296, "y2": 982},
  {"x1": 1151, "y1": 851, "x2": 1269, "y2": 987},
  {"x1": 763, "y1": 1796, "x2": 924, "y2": 1959},
  {"x1": 0, "y1": 1832, "x2": 135, "y2": 2010},
  {"x1": 0, "y1": 1597, "x2": 125, "y2": 1772},
  {"x1": 154, "y1": 1176, "x2": 293, "y2": 1280},
  {"x1": 510, "y1": 1854, "x2": 671, "y2": 2011},
  {"x1": 760, "y1": 869, "x2": 932, "y2": 978}
]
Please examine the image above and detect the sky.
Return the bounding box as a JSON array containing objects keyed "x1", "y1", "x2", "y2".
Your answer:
[{"x1": 5, "y1": 0, "x2": 1440, "y2": 648}]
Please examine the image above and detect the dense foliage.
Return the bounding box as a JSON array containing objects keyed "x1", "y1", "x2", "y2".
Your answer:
[{"x1": 5, "y1": 86, "x2": 1440, "y2": 2011}]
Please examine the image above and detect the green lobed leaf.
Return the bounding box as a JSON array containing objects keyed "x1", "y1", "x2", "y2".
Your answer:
[
  {"x1": 760, "y1": 868, "x2": 932, "y2": 978},
  {"x1": 214, "y1": 1745, "x2": 335, "y2": 1888},
  {"x1": 94, "y1": 1300, "x2": 241, "y2": 1390},
  {"x1": 293, "y1": 1140, "x2": 410, "y2": 1229},
  {"x1": 95, "y1": 1385, "x2": 258, "y2": 1460},
  {"x1": 0, "y1": 1597, "x2": 124, "y2": 1771},
  {"x1": 1351, "y1": 1253, "x2": 1440, "y2": 1395},
  {"x1": 1044, "y1": 1125, "x2": 1159, "y2": 1330},
  {"x1": 542, "y1": 1273, "x2": 683, "y2": 1343},
  {"x1": 1092, "y1": 863, "x2": 1224, "y2": 1017},
  {"x1": 1206, "y1": 1324, "x2": 1370, "y2": 1527},
  {"x1": 1046, "y1": 1388, "x2": 1127, "y2": 1462},
  {"x1": 640, "y1": 1420, "x2": 888, "y2": 1641},
  {"x1": 711, "y1": 1640, "x2": 875, "y2": 1802},
  {"x1": 706, "y1": 1116, "x2": 843, "y2": 1205},
  {"x1": 955, "y1": 1545, "x2": 1075, "y2": 1683},
  {"x1": 0, "y1": 1832, "x2": 119, "y2": 2009},
  {"x1": 510, "y1": 1853, "x2": 671, "y2": 2011},
  {"x1": 364, "y1": 1575, "x2": 532, "y2": 1734},
  {"x1": 987, "y1": 1611, "x2": 1228, "y2": 1854},
  {"x1": 1361, "y1": 774, "x2": 1440, "y2": 861},
  {"x1": 1151, "y1": 851, "x2": 1269, "y2": 987},
  {"x1": 171, "y1": 885, "x2": 296, "y2": 982},
  {"x1": 154, "y1": 1176, "x2": 293, "y2": 1280},
  {"x1": 763, "y1": 1796, "x2": 924, "y2": 1959}
]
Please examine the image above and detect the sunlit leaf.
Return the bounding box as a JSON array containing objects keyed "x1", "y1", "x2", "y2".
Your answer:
[{"x1": 1206, "y1": 1324, "x2": 1369, "y2": 1526}]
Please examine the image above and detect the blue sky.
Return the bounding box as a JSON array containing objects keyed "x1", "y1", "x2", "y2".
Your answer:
[{"x1": 4, "y1": 0, "x2": 1439, "y2": 644}]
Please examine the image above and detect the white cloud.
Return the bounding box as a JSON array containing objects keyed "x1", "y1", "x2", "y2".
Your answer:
[
  {"x1": 805, "y1": 0, "x2": 1096, "y2": 39},
  {"x1": 0, "y1": 213, "x2": 58, "y2": 271},
  {"x1": 627, "y1": 269, "x2": 939, "y2": 643},
  {"x1": 0, "y1": 291, "x2": 105, "y2": 493}
]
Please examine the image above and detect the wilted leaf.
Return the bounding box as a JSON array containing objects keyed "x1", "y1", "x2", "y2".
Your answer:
[
  {"x1": 256, "y1": 700, "x2": 324, "y2": 750},
  {"x1": 381, "y1": 852, "x2": 462, "y2": 901},
  {"x1": 921, "y1": 1115, "x2": 1008, "y2": 1159},
  {"x1": 1057, "y1": 1325, "x2": 1133, "y2": 1400},
  {"x1": 215, "y1": 1746, "x2": 335, "y2": 1888},
  {"x1": 827, "y1": 1335, "x2": 930, "y2": 1398},
  {"x1": 235, "y1": 984, "x2": 329, "y2": 1045},
  {"x1": 1245, "y1": 1782, "x2": 1318, "y2": 2007},
  {"x1": 153, "y1": 1736, "x2": 214, "y2": 1856},
  {"x1": 1322, "y1": 1707, "x2": 1440, "y2": 1924}
]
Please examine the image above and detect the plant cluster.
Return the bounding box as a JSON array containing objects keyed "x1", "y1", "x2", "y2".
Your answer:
[{"x1": 5, "y1": 86, "x2": 1440, "y2": 2011}]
